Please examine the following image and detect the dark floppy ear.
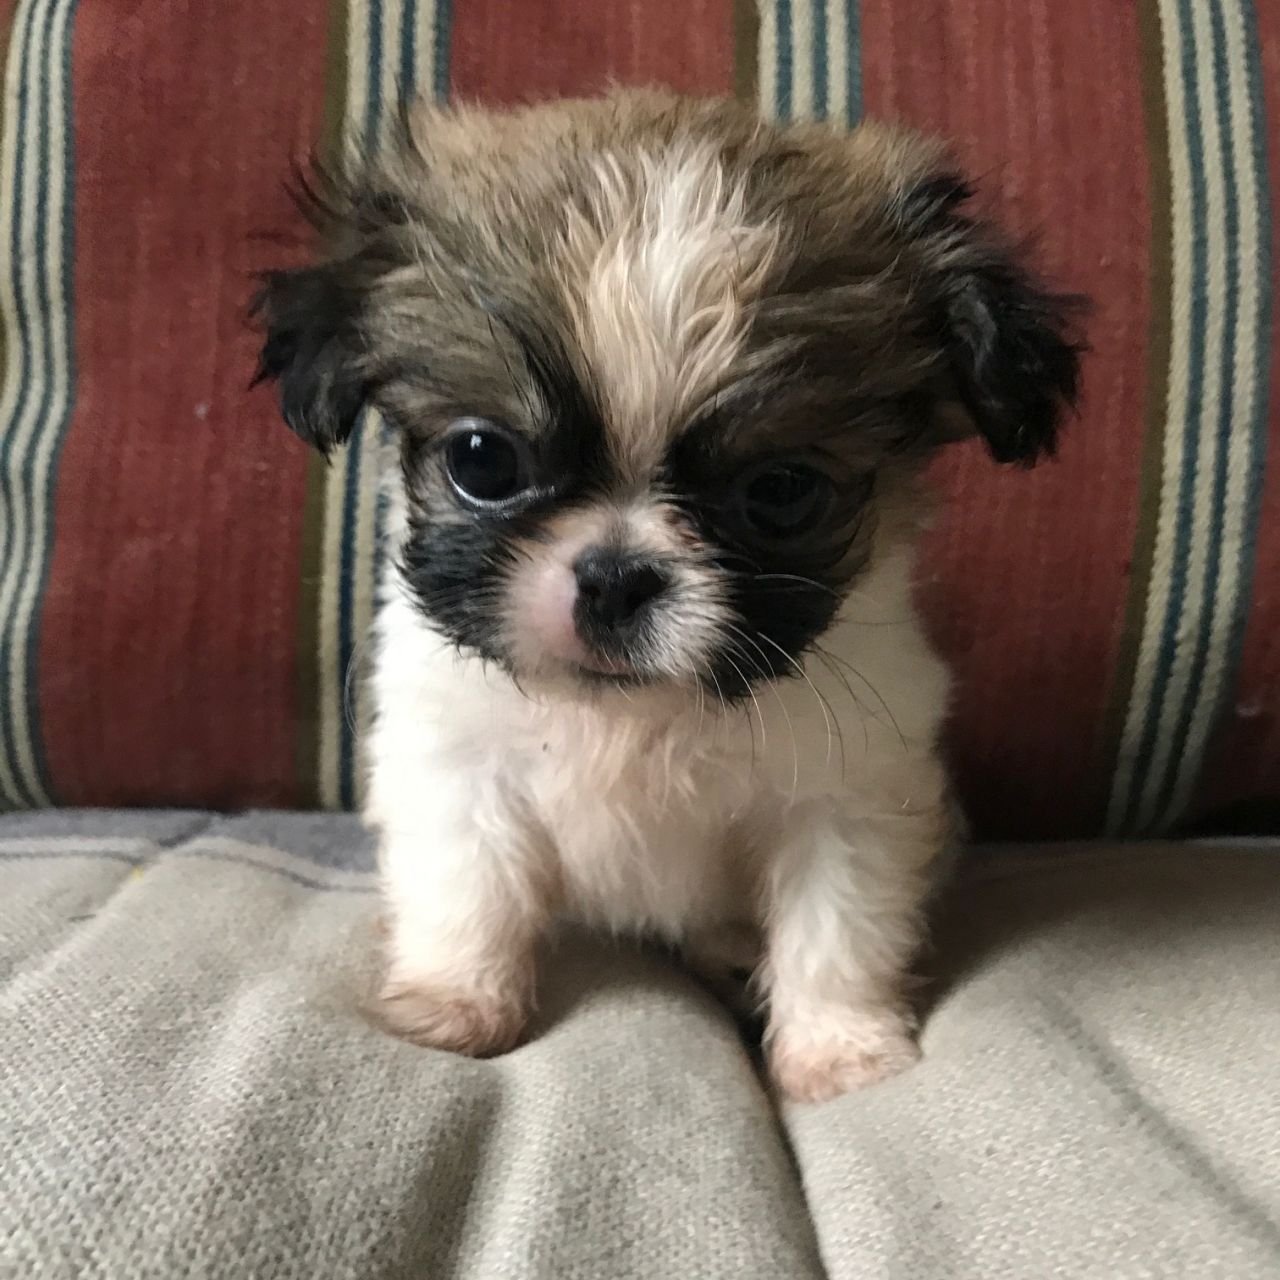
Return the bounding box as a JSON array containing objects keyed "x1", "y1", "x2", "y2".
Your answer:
[
  {"x1": 251, "y1": 263, "x2": 368, "y2": 455},
  {"x1": 902, "y1": 175, "x2": 1085, "y2": 465}
]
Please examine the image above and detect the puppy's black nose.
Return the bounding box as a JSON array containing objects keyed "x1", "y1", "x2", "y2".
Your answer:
[{"x1": 573, "y1": 548, "x2": 667, "y2": 633}]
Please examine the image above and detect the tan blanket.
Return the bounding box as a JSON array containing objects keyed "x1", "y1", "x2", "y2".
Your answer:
[{"x1": 3, "y1": 812, "x2": 1278, "y2": 1278}]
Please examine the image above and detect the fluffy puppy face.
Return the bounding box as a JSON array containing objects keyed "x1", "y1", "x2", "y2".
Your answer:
[{"x1": 255, "y1": 91, "x2": 1080, "y2": 697}]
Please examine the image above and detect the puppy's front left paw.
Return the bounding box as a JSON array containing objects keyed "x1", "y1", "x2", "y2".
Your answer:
[
  {"x1": 377, "y1": 978, "x2": 528, "y2": 1058},
  {"x1": 768, "y1": 1012, "x2": 920, "y2": 1103}
]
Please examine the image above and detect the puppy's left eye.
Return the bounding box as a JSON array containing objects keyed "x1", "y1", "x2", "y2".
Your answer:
[
  {"x1": 444, "y1": 419, "x2": 532, "y2": 508},
  {"x1": 734, "y1": 461, "x2": 834, "y2": 540}
]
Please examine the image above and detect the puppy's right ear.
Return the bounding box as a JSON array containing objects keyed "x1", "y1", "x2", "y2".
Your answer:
[{"x1": 252, "y1": 262, "x2": 368, "y2": 455}]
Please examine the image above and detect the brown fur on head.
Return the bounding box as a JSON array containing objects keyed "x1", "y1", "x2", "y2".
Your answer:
[{"x1": 254, "y1": 89, "x2": 1080, "y2": 694}]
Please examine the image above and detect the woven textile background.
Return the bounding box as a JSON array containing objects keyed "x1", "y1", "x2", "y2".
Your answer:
[{"x1": 0, "y1": 0, "x2": 1275, "y2": 838}]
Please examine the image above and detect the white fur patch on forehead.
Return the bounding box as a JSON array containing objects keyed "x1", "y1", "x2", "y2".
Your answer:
[{"x1": 561, "y1": 143, "x2": 781, "y2": 475}]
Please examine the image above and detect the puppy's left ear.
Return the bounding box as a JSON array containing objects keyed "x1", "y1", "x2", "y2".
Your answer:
[
  {"x1": 252, "y1": 262, "x2": 369, "y2": 456},
  {"x1": 901, "y1": 175, "x2": 1085, "y2": 465}
]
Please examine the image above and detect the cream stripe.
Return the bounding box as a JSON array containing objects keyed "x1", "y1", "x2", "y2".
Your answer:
[
  {"x1": 343, "y1": 0, "x2": 371, "y2": 163},
  {"x1": 379, "y1": 1, "x2": 405, "y2": 138},
  {"x1": 347, "y1": 417, "x2": 383, "y2": 809},
  {"x1": 1164, "y1": 0, "x2": 1264, "y2": 822},
  {"x1": 417, "y1": 0, "x2": 440, "y2": 97},
  {"x1": 752, "y1": 2, "x2": 773, "y2": 120},
  {"x1": 1133, "y1": 0, "x2": 1232, "y2": 831},
  {"x1": 789, "y1": 0, "x2": 815, "y2": 121},
  {"x1": 1105, "y1": 0, "x2": 1193, "y2": 832},
  {"x1": 317, "y1": 459, "x2": 348, "y2": 809},
  {"x1": 0, "y1": 7, "x2": 28, "y2": 580},
  {"x1": 0, "y1": 3, "x2": 36, "y2": 804},
  {"x1": 0, "y1": 0, "x2": 74, "y2": 806},
  {"x1": 757, "y1": 2, "x2": 779, "y2": 121},
  {"x1": 314, "y1": 0, "x2": 374, "y2": 809},
  {"x1": 7, "y1": 0, "x2": 75, "y2": 807},
  {"x1": 826, "y1": 0, "x2": 849, "y2": 125}
]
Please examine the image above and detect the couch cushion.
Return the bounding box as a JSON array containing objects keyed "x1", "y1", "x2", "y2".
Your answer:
[
  {"x1": 793, "y1": 844, "x2": 1280, "y2": 1277},
  {"x1": 3, "y1": 812, "x2": 1279, "y2": 1278},
  {"x1": 0, "y1": 1, "x2": 1275, "y2": 839}
]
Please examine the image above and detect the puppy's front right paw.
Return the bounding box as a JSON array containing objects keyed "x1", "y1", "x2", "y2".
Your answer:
[
  {"x1": 767, "y1": 1010, "x2": 920, "y2": 1103},
  {"x1": 377, "y1": 978, "x2": 528, "y2": 1058}
]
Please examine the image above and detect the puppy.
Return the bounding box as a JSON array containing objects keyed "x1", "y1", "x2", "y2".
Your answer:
[{"x1": 255, "y1": 90, "x2": 1079, "y2": 1103}]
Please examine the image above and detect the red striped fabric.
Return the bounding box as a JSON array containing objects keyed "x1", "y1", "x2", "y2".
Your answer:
[
  {"x1": 450, "y1": 0, "x2": 736, "y2": 102},
  {"x1": 37, "y1": 2, "x2": 331, "y2": 807},
  {"x1": 859, "y1": 0, "x2": 1153, "y2": 837},
  {"x1": 0, "y1": 0, "x2": 1274, "y2": 840}
]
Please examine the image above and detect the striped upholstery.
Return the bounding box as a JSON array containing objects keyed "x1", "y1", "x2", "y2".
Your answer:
[{"x1": 0, "y1": 0, "x2": 1275, "y2": 838}]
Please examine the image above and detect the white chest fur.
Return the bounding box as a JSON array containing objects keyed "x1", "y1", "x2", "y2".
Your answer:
[{"x1": 365, "y1": 541, "x2": 951, "y2": 940}]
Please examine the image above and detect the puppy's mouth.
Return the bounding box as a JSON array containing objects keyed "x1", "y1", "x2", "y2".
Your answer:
[
  {"x1": 571, "y1": 652, "x2": 652, "y2": 687},
  {"x1": 574, "y1": 648, "x2": 631, "y2": 676}
]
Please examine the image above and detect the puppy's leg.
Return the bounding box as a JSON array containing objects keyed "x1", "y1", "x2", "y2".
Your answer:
[
  {"x1": 373, "y1": 778, "x2": 553, "y2": 1058},
  {"x1": 763, "y1": 776, "x2": 951, "y2": 1103}
]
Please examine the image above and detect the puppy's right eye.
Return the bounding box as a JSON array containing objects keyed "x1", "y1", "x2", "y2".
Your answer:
[{"x1": 444, "y1": 419, "x2": 531, "y2": 508}]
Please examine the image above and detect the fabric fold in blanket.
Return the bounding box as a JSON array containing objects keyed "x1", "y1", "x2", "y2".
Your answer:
[{"x1": 2, "y1": 812, "x2": 1279, "y2": 1279}]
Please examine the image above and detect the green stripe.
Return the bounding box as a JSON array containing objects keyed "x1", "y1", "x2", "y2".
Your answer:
[
  {"x1": 1099, "y1": 0, "x2": 1173, "y2": 829},
  {"x1": 775, "y1": 0, "x2": 793, "y2": 119},
  {"x1": 321, "y1": 0, "x2": 351, "y2": 164},
  {"x1": 845, "y1": 0, "x2": 861, "y2": 123},
  {"x1": 812, "y1": 0, "x2": 828, "y2": 117},
  {"x1": 295, "y1": 0, "x2": 352, "y2": 809}
]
